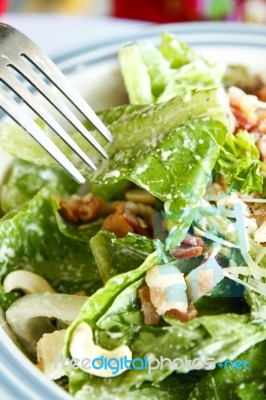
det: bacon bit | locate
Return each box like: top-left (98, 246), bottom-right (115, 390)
top-left (123, 209), bottom-right (150, 236)
top-left (105, 201), bottom-right (155, 234)
top-left (231, 106), bottom-right (255, 132)
top-left (59, 194), bottom-right (104, 223)
top-left (102, 202), bottom-right (151, 238)
top-left (102, 203), bottom-right (134, 238)
top-left (166, 304), bottom-right (197, 322)
top-left (256, 86), bottom-right (266, 102)
top-left (170, 233), bottom-right (204, 259)
top-left (138, 285), bottom-right (160, 325)
top-left (170, 245), bottom-right (203, 259)
top-left (59, 201), bottom-right (76, 222)
top-left (218, 175), bottom-right (228, 192)
top-left (182, 233), bottom-right (203, 247)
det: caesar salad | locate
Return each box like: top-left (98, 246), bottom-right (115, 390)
top-left (0, 32), bottom-right (265, 400)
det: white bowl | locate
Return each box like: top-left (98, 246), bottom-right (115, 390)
top-left (1, 22), bottom-right (266, 400)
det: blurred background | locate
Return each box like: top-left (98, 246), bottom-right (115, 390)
top-left (5, 0), bottom-right (266, 23)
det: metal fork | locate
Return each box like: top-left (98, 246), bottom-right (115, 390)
top-left (0, 23), bottom-right (113, 184)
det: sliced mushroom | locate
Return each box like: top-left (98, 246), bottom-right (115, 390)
top-left (3, 270), bottom-right (55, 295)
top-left (37, 329), bottom-right (66, 380)
top-left (6, 293), bottom-right (87, 355)
top-left (69, 322), bottom-right (132, 378)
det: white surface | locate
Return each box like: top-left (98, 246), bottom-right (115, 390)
top-left (1, 12), bottom-right (150, 57)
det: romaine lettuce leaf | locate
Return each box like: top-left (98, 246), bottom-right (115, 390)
top-left (1, 104), bottom-right (138, 213)
top-left (90, 180), bottom-right (129, 201)
top-left (195, 278), bottom-right (246, 317)
top-left (213, 130), bottom-right (266, 194)
top-left (0, 188), bottom-right (102, 305)
top-left (90, 231), bottom-right (155, 282)
top-left (70, 372), bottom-right (202, 400)
top-left (0, 88), bottom-right (229, 250)
top-left (160, 32), bottom-right (197, 68)
top-left (189, 340), bottom-right (266, 400)
top-left (118, 44), bottom-right (154, 104)
top-left (64, 252), bottom-right (266, 398)
top-left (1, 159), bottom-right (79, 213)
top-left (119, 32), bottom-right (225, 104)
top-left (64, 252), bottom-right (157, 335)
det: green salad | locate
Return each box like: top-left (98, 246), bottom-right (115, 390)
top-left (0, 32), bottom-right (266, 399)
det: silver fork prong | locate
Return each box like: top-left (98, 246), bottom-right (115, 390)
top-left (23, 47), bottom-right (113, 143)
top-left (0, 86), bottom-right (86, 184)
top-left (11, 59), bottom-right (109, 159)
top-left (1, 70), bottom-right (97, 171)
top-left (0, 24), bottom-right (112, 143)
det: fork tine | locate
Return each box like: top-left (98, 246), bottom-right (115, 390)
top-left (0, 86), bottom-right (86, 184)
top-left (0, 24), bottom-right (112, 143)
top-left (11, 59), bottom-right (109, 159)
top-left (22, 46), bottom-right (113, 143)
top-left (2, 70), bottom-right (97, 171)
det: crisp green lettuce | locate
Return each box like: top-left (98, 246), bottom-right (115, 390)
top-left (214, 131), bottom-right (266, 194)
top-left (1, 159), bottom-right (79, 213)
top-left (119, 32), bottom-right (225, 104)
top-left (90, 180), bottom-right (129, 201)
top-left (0, 89), bottom-right (229, 250)
top-left (90, 231), bottom-right (155, 282)
top-left (189, 341), bottom-right (266, 400)
top-left (0, 188), bottom-right (102, 308)
top-left (159, 32), bottom-right (197, 68)
top-left (64, 252), bottom-right (266, 398)
top-left (64, 252), bottom-right (157, 335)
top-left (69, 372), bottom-right (202, 400)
